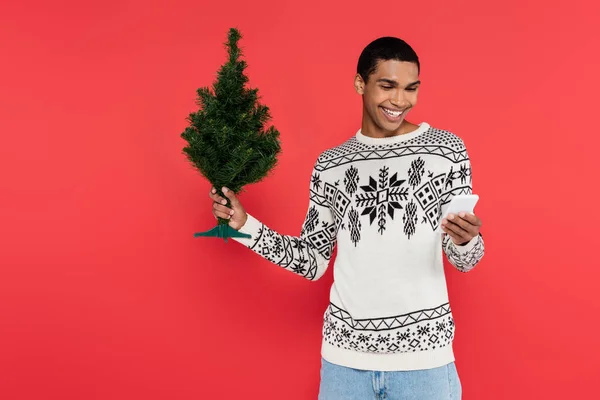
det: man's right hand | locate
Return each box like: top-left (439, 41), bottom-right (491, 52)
top-left (208, 187), bottom-right (248, 231)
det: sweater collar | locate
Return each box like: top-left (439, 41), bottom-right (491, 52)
top-left (355, 122), bottom-right (430, 145)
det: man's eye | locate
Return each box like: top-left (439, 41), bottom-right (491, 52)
top-left (382, 86), bottom-right (393, 89)
top-left (406, 88), bottom-right (418, 92)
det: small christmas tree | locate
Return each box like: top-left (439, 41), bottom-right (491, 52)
top-left (181, 28), bottom-right (282, 241)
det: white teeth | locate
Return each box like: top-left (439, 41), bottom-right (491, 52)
top-left (383, 108), bottom-right (402, 117)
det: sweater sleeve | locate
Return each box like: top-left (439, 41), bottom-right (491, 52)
top-left (231, 158), bottom-right (337, 281)
top-left (441, 144), bottom-right (485, 272)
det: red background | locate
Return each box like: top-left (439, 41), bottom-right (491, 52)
top-left (1, 0), bottom-right (599, 398)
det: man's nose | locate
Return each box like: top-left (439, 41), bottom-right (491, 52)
top-left (390, 90), bottom-right (408, 108)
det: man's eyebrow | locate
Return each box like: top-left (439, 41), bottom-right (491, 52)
top-left (376, 79), bottom-right (398, 86)
top-left (376, 79), bottom-right (421, 87)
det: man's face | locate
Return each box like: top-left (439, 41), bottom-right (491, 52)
top-left (355, 59), bottom-right (420, 134)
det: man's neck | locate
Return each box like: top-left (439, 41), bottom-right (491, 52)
top-left (361, 120), bottom-right (419, 139)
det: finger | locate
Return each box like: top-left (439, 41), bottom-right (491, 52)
top-left (458, 212), bottom-right (482, 227)
top-left (446, 214), bottom-right (478, 235)
top-left (442, 220), bottom-right (470, 241)
top-left (442, 226), bottom-right (461, 243)
top-left (443, 228), bottom-right (467, 245)
top-left (442, 216), bottom-right (470, 236)
top-left (213, 209), bottom-right (232, 220)
top-left (213, 202), bottom-right (234, 216)
top-left (222, 187), bottom-right (238, 206)
top-left (209, 188), bottom-right (228, 205)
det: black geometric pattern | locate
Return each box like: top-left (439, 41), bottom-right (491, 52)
top-left (248, 224), bottom-right (319, 280)
top-left (317, 144), bottom-right (468, 171)
top-left (443, 233), bottom-right (485, 272)
top-left (323, 303), bottom-right (455, 354)
top-left (305, 221), bottom-right (337, 258)
top-left (309, 187), bottom-right (329, 207)
top-left (324, 182), bottom-right (351, 230)
top-left (348, 207), bottom-right (361, 246)
top-left (328, 302), bottom-right (452, 330)
top-left (413, 174), bottom-right (445, 231)
top-left (408, 157), bottom-right (425, 189)
top-left (312, 172), bottom-right (322, 191)
top-left (316, 126), bottom-right (469, 172)
top-left (437, 161), bottom-right (474, 222)
top-left (343, 165), bottom-right (359, 196)
top-left (356, 166), bottom-right (409, 235)
top-left (445, 163), bottom-right (472, 190)
top-left (402, 200), bottom-right (418, 239)
top-left (302, 206), bottom-right (319, 234)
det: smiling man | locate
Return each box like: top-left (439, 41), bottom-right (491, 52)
top-left (208, 36), bottom-right (485, 399)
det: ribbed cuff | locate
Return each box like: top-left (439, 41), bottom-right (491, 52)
top-left (450, 233), bottom-right (481, 253)
top-left (232, 213), bottom-right (262, 247)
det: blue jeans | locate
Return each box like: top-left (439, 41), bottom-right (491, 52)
top-left (318, 358), bottom-right (462, 400)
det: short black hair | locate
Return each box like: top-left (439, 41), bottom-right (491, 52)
top-left (357, 37), bottom-right (420, 83)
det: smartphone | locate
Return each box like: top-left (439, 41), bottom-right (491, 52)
top-left (441, 194), bottom-right (479, 221)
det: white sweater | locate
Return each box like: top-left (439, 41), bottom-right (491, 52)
top-left (233, 122), bottom-right (485, 371)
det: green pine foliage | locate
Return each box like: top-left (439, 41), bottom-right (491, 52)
top-left (181, 28), bottom-right (281, 204)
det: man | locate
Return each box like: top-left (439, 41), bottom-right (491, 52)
top-left (208, 36), bottom-right (484, 399)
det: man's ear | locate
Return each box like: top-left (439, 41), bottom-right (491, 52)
top-left (354, 74), bottom-right (365, 95)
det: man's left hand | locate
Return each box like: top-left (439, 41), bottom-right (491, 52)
top-left (441, 212), bottom-right (482, 246)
